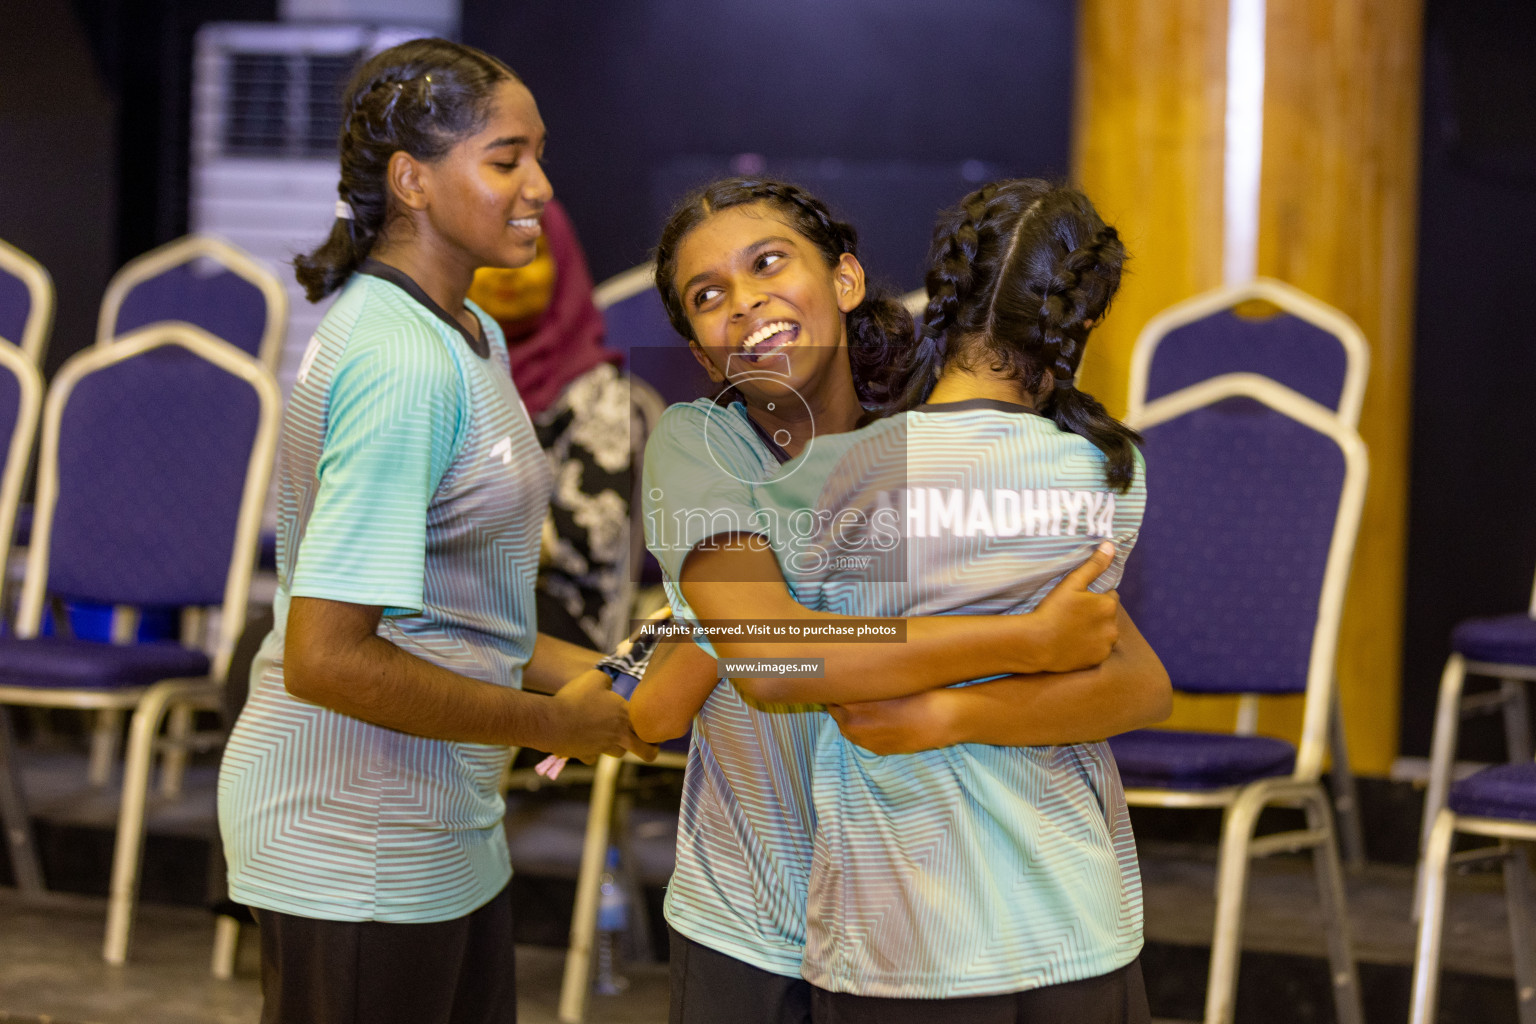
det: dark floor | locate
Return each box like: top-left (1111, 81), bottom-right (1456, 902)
top-left (0, 748), bottom-right (1528, 1024)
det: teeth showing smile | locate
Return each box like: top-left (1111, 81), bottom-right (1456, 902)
top-left (508, 217), bottom-right (540, 229)
top-left (743, 321), bottom-right (795, 351)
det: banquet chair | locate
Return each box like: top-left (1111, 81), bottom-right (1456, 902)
top-left (0, 238), bottom-right (55, 365)
top-left (0, 337), bottom-right (45, 896)
top-left (0, 323), bottom-right (280, 963)
top-left (1128, 277), bottom-right (1372, 866)
top-left (1410, 566), bottom-right (1536, 1024)
top-left (97, 234), bottom-right (287, 373)
top-left (1109, 373), bottom-right (1368, 1024)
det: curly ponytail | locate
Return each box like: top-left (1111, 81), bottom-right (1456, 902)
top-left (653, 177), bottom-right (914, 408)
top-left (294, 38), bottom-right (519, 302)
top-left (905, 180), bottom-right (1141, 491)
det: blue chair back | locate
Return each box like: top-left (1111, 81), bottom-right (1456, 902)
top-left (1119, 378), bottom-right (1361, 698)
top-left (1131, 278), bottom-right (1368, 428)
top-left (112, 262), bottom-right (270, 360)
top-left (0, 272), bottom-right (31, 357)
top-left (0, 238), bottom-right (55, 365)
top-left (43, 343), bottom-right (265, 608)
top-left (97, 235), bottom-right (286, 372)
top-left (0, 340), bottom-right (42, 628)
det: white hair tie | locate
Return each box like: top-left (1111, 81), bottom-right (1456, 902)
top-left (335, 199), bottom-right (355, 221)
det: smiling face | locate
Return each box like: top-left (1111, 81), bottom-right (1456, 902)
top-left (671, 202), bottom-right (866, 407)
top-left (413, 78), bottom-right (553, 272)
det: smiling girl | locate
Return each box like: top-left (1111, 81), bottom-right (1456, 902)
top-left (218, 39), bottom-right (652, 1024)
top-left (630, 178), bottom-right (1167, 1024)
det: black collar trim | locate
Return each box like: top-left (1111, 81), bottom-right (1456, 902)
top-left (360, 259), bottom-right (490, 358)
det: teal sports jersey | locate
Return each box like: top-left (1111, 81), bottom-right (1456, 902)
top-left (752, 399), bottom-right (1147, 998)
top-left (641, 398), bottom-right (823, 977)
top-left (218, 266), bottom-right (551, 922)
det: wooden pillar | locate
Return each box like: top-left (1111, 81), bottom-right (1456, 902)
top-left (1074, 0), bottom-right (1424, 775)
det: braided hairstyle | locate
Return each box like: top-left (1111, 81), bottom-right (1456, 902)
top-left (294, 38), bottom-right (520, 302)
top-left (653, 177), bottom-right (914, 408)
top-left (903, 179), bottom-right (1142, 491)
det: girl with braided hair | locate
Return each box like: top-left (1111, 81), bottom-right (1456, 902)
top-left (628, 177), bottom-right (1167, 1023)
top-left (219, 38), bottom-right (654, 1023)
top-left (727, 178), bottom-right (1157, 1021)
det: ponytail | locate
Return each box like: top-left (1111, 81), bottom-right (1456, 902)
top-left (1048, 386), bottom-right (1142, 491)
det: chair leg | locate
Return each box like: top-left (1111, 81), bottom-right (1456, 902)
top-left (158, 703), bottom-right (193, 799)
top-left (1410, 809), bottom-right (1458, 1024)
top-left (1204, 787), bottom-right (1266, 1024)
top-left (1304, 788), bottom-right (1364, 1024)
top-left (104, 687), bottom-right (176, 964)
top-left (1418, 655), bottom-right (1469, 921)
top-left (0, 707), bottom-right (44, 894)
top-left (1504, 841), bottom-right (1536, 1024)
top-left (88, 708), bottom-right (124, 786)
top-left (211, 914), bottom-right (241, 980)
top-left (1502, 678), bottom-right (1534, 763)
top-left (558, 754), bottom-right (623, 1024)
top-left (1328, 684), bottom-right (1367, 870)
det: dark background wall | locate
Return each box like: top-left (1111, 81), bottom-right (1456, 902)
top-left (461, 0), bottom-right (1077, 288)
top-left (0, 2), bottom-right (118, 379)
top-left (0, 0), bottom-right (276, 376)
top-left (1400, 0), bottom-right (1536, 760)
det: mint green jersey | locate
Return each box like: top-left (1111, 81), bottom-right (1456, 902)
top-left (218, 267), bottom-right (550, 922)
top-left (753, 400), bottom-right (1147, 997)
top-left (641, 398), bottom-right (823, 977)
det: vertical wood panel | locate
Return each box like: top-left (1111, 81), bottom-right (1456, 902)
top-left (1252, 0), bottom-right (1424, 774)
top-left (1073, 0), bottom-right (1229, 419)
top-left (1073, 0), bottom-right (1425, 772)
top-left (1075, 0), bottom-right (1249, 736)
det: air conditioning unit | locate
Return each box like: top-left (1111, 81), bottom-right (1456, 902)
top-left (190, 22), bottom-right (427, 395)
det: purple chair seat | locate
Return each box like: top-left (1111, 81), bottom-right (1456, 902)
top-left (1450, 614), bottom-right (1536, 667)
top-left (1448, 762), bottom-right (1536, 823)
top-left (0, 636), bottom-right (210, 690)
top-left (1109, 728), bottom-right (1295, 790)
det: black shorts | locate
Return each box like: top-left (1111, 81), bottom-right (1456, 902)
top-left (810, 958), bottom-right (1151, 1024)
top-left (669, 926), bottom-right (812, 1024)
top-left (254, 884), bottom-right (517, 1024)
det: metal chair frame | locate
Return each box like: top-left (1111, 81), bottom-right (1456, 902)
top-left (1410, 569), bottom-right (1536, 1024)
top-left (1129, 278), bottom-right (1373, 868)
top-left (592, 262), bottom-right (656, 312)
top-left (1128, 276), bottom-right (1370, 429)
top-left (0, 324), bottom-right (280, 963)
top-left (0, 239), bottom-right (55, 366)
top-left (96, 234), bottom-right (288, 374)
top-left (0, 337), bottom-right (46, 895)
top-left (1121, 373), bottom-right (1368, 1024)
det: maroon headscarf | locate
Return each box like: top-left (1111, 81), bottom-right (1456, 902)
top-left (498, 199), bottom-right (622, 417)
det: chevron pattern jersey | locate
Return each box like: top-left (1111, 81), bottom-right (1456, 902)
top-left (641, 398), bottom-right (824, 977)
top-left (218, 269), bottom-right (551, 922)
top-left (752, 400), bottom-right (1148, 997)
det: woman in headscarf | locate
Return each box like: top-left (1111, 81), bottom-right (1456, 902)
top-left (470, 199), bottom-right (642, 650)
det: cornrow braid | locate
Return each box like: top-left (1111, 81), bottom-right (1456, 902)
top-left (904, 180), bottom-right (1142, 491)
top-left (294, 39), bottom-right (519, 303)
top-left (653, 176), bottom-right (914, 408)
